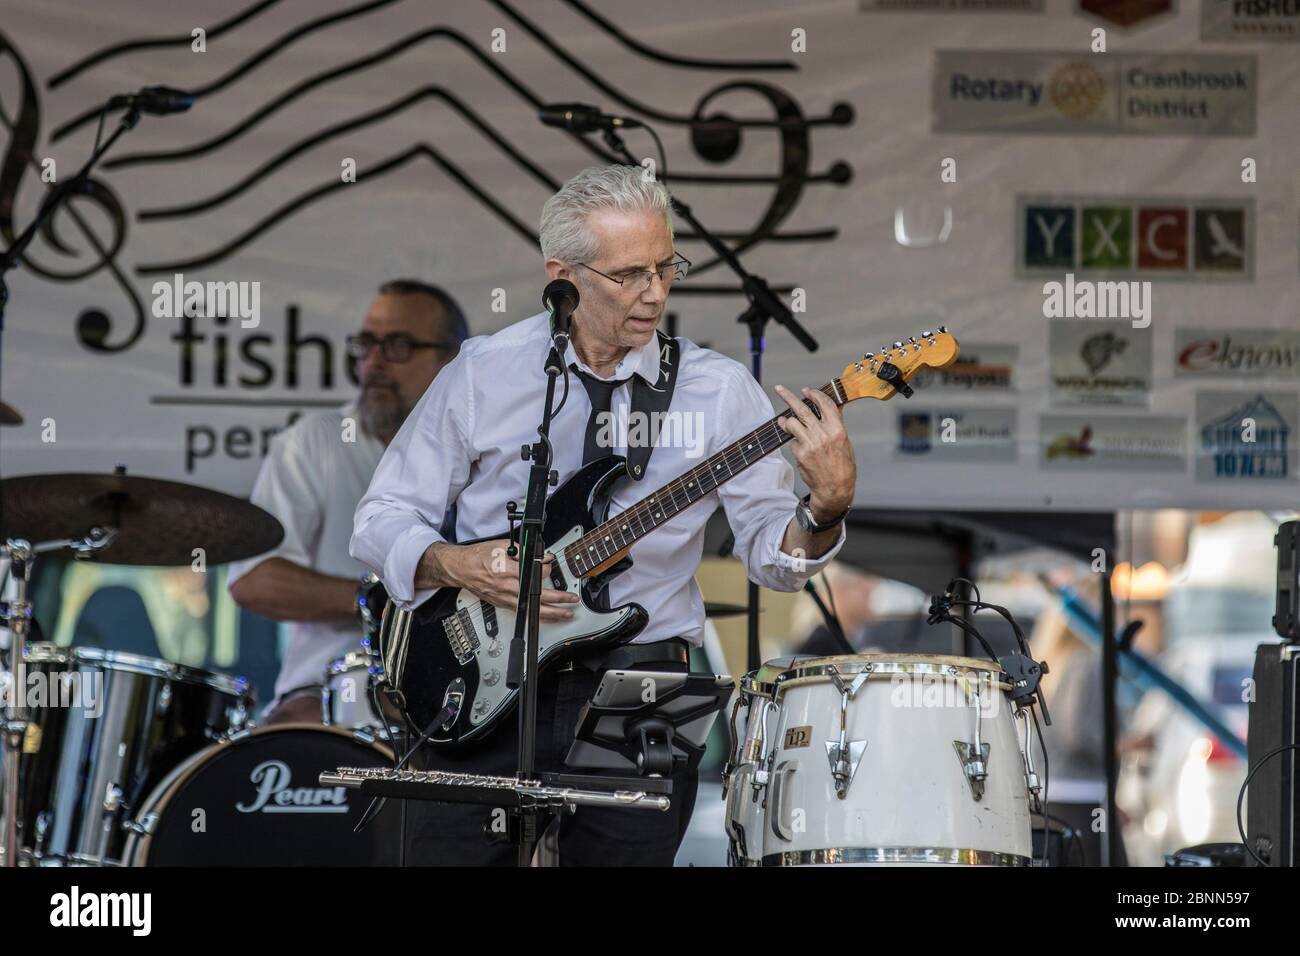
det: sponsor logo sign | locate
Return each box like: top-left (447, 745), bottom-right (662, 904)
top-left (934, 51), bottom-right (1257, 136)
top-left (897, 408), bottom-right (1017, 461)
top-left (1196, 391), bottom-right (1297, 481)
top-left (1202, 0), bottom-right (1300, 41)
top-left (1079, 0), bottom-right (1175, 29)
top-left (1017, 196), bottom-right (1252, 280)
top-left (1040, 414), bottom-right (1185, 471)
top-left (861, 0), bottom-right (1042, 9)
top-left (1175, 329), bottom-right (1300, 379)
top-left (909, 345), bottom-right (1018, 393)
top-left (1050, 321), bottom-right (1152, 406)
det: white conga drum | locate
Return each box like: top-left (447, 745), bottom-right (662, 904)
top-left (723, 658), bottom-right (802, 866)
top-left (758, 654), bottom-right (1033, 866)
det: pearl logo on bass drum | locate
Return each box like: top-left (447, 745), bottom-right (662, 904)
top-left (236, 760), bottom-right (350, 814)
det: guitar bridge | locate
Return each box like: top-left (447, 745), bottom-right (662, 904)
top-left (443, 607), bottom-right (481, 665)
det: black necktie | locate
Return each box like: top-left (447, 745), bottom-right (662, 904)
top-left (570, 364), bottom-right (631, 465)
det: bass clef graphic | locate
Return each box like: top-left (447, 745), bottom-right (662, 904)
top-left (0, 30), bottom-right (144, 352)
top-left (685, 80), bottom-right (853, 276)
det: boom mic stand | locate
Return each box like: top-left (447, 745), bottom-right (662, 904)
top-left (596, 125), bottom-right (819, 672)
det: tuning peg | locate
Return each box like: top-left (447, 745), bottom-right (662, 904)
top-left (908, 336), bottom-right (916, 343)
top-left (920, 330), bottom-right (932, 337)
top-left (893, 340), bottom-right (903, 349)
top-left (938, 325), bottom-right (948, 333)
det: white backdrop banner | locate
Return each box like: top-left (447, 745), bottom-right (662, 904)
top-left (1, 0), bottom-right (1297, 513)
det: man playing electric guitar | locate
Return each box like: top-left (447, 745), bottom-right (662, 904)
top-left (350, 164), bottom-right (855, 866)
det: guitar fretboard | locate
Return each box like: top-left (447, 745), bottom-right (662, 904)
top-left (564, 379), bottom-right (845, 577)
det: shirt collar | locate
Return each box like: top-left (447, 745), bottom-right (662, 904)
top-left (563, 325), bottom-right (663, 385)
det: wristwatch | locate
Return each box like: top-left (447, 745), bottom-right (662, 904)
top-left (795, 493), bottom-right (848, 534)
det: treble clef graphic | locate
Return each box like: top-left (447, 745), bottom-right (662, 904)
top-left (684, 80), bottom-right (853, 278)
top-left (0, 30), bottom-right (144, 352)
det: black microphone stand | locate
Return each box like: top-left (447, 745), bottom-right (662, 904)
top-left (503, 340), bottom-right (566, 866)
top-left (598, 127), bottom-right (819, 672)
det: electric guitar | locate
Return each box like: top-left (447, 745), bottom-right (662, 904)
top-left (376, 329), bottom-right (960, 747)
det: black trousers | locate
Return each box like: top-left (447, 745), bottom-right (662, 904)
top-left (403, 650), bottom-right (699, 866)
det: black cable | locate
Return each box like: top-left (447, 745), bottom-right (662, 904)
top-left (1236, 742), bottom-right (1300, 867)
top-left (1033, 706), bottom-right (1050, 868)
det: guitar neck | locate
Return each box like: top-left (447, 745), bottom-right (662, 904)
top-left (564, 379), bottom-right (846, 577)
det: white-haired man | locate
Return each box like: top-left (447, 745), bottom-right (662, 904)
top-left (351, 165), bottom-right (856, 866)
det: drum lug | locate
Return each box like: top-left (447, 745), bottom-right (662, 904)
top-left (102, 783), bottom-right (123, 813)
top-left (824, 666), bottom-right (869, 798)
top-left (122, 812), bottom-right (158, 836)
top-left (952, 741), bottom-right (990, 802)
top-left (823, 740), bottom-right (866, 798)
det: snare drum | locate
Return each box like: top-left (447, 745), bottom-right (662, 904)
top-left (753, 654), bottom-right (1034, 866)
top-left (323, 648), bottom-right (382, 730)
top-left (14, 643), bottom-right (254, 866)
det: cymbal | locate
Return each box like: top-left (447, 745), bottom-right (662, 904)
top-left (0, 402), bottom-right (21, 426)
top-left (704, 602), bottom-right (748, 619)
top-left (0, 471), bottom-right (283, 566)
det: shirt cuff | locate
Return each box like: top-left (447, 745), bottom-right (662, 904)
top-left (383, 524), bottom-right (446, 610)
top-left (774, 521), bottom-right (847, 576)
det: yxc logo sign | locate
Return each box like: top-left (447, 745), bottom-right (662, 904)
top-left (1019, 197), bottom-right (1251, 279)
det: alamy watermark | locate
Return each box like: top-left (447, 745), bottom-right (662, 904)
top-left (151, 272), bottom-right (261, 328)
top-left (1042, 273), bottom-right (1151, 329)
top-left (594, 409), bottom-right (706, 459)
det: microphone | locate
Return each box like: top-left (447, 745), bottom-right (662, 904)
top-left (538, 102), bottom-right (642, 133)
top-left (542, 278), bottom-right (579, 353)
top-left (106, 86), bottom-right (194, 115)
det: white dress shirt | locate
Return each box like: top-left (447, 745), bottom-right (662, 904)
top-left (351, 311), bottom-right (845, 646)
top-left (229, 404), bottom-right (384, 702)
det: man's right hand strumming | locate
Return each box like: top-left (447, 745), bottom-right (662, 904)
top-left (415, 539), bottom-right (578, 622)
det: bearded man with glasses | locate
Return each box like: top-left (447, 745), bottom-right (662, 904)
top-left (352, 165), bottom-right (855, 866)
top-left (229, 279), bottom-right (468, 724)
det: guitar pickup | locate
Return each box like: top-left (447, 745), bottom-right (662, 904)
top-left (479, 601), bottom-right (498, 638)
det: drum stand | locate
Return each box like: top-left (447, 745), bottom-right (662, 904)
top-left (1, 530), bottom-right (115, 866)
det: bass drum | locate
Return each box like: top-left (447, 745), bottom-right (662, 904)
top-left (122, 724), bottom-right (403, 866)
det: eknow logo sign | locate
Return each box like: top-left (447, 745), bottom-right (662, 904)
top-left (1175, 329), bottom-right (1300, 378)
top-left (1017, 196), bottom-right (1252, 280)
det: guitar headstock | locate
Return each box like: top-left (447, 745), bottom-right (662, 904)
top-left (837, 328), bottom-right (960, 402)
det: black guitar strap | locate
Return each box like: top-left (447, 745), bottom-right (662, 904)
top-left (625, 329), bottom-right (680, 482)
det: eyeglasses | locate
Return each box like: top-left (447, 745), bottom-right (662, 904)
top-left (577, 254), bottom-right (691, 293)
top-left (346, 332), bottom-right (455, 363)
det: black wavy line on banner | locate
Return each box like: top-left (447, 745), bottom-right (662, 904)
top-left (99, 27), bottom-right (847, 195)
top-left (103, 27), bottom-right (572, 170)
top-left (129, 143), bottom-right (810, 300)
top-left (560, 0), bottom-right (795, 71)
top-left (47, 0), bottom-right (281, 88)
top-left (133, 83), bottom-right (840, 247)
top-left (138, 86), bottom-right (560, 220)
top-left (134, 145), bottom-right (539, 274)
top-left (51, 0), bottom-right (405, 142)
top-left (0, 31), bottom-right (145, 352)
top-left (487, 0), bottom-right (852, 130)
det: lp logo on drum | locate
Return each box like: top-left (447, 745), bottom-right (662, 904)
top-left (0, 670), bottom-right (103, 718)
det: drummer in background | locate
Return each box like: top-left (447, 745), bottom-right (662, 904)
top-left (228, 280), bottom-right (468, 723)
